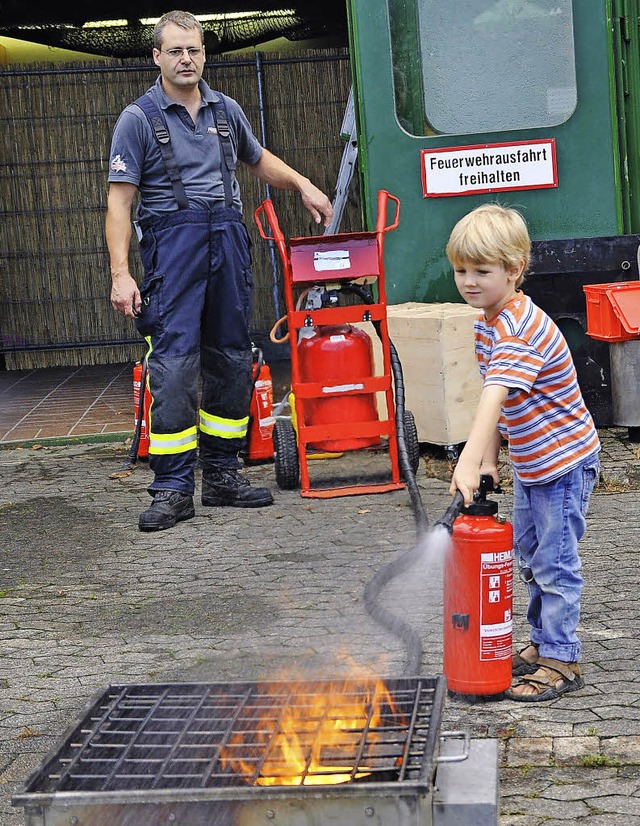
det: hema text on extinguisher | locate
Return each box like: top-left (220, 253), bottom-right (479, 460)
top-left (481, 549), bottom-right (513, 564)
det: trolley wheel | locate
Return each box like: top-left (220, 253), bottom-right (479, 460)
top-left (401, 409), bottom-right (421, 478)
top-left (445, 444), bottom-right (460, 462)
top-left (273, 418), bottom-right (300, 490)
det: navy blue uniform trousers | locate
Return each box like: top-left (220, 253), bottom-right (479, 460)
top-left (135, 207), bottom-right (254, 495)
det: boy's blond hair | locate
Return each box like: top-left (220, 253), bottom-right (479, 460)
top-left (446, 203), bottom-right (531, 288)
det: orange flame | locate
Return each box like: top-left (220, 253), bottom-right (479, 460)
top-left (220, 673), bottom-right (403, 786)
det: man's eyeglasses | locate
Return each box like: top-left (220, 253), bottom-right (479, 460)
top-left (160, 47), bottom-right (204, 59)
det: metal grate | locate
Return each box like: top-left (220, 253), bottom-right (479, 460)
top-left (20, 677), bottom-right (446, 796)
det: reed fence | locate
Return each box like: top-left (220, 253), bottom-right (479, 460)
top-left (0, 48), bottom-right (359, 369)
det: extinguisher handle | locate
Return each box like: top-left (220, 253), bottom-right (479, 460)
top-left (254, 199), bottom-right (289, 267)
top-left (375, 190), bottom-right (400, 234)
top-left (434, 490), bottom-right (465, 535)
top-left (254, 199), bottom-right (280, 240)
top-left (478, 473), bottom-right (502, 496)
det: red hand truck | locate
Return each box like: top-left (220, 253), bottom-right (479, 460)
top-left (254, 190), bottom-right (419, 498)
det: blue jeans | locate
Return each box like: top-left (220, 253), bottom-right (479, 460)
top-left (513, 452), bottom-right (600, 663)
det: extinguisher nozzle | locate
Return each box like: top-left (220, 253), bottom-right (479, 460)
top-left (434, 490), bottom-right (465, 535)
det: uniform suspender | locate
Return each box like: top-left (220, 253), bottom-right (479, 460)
top-left (134, 95), bottom-right (190, 210)
top-left (210, 99), bottom-right (236, 209)
top-left (133, 93), bottom-right (236, 211)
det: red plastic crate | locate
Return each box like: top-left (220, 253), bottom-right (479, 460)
top-left (583, 281), bottom-right (640, 342)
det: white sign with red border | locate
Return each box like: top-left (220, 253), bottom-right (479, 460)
top-left (421, 139), bottom-right (558, 198)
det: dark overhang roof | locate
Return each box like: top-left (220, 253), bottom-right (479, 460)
top-left (0, 1), bottom-right (348, 57)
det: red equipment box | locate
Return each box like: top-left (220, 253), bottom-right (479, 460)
top-left (288, 234), bottom-right (379, 284)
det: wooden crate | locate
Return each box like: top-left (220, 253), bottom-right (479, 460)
top-left (360, 302), bottom-right (483, 446)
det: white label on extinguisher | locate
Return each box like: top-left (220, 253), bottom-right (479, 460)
top-left (254, 379), bottom-right (275, 437)
top-left (479, 548), bottom-right (513, 661)
top-left (322, 383), bottom-right (365, 393)
top-left (481, 550), bottom-right (511, 563)
top-left (314, 250), bottom-right (351, 271)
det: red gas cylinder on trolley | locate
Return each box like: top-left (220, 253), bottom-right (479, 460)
top-left (132, 361), bottom-right (152, 459)
top-left (443, 476), bottom-right (513, 697)
top-left (297, 324), bottom-right (379, 452)
top-left (246, 358), bottom-right (275, 462)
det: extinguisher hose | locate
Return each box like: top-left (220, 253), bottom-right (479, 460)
top-left (125, 357), bottom-right (148, 469)
top-left (433, 490), bottom-right (465, 534)
top-left (363, 539), bottom-right (430, 677)
top-left (387, 338), bottom-right (429, 533)
top-left (342, 284), bottom-right (428, 530)
top-left (252, 346), bottom-right (265, 389)
top-left (342, 284), bottom-right (431, 676)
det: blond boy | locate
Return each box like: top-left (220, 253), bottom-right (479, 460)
top-left (447, 204), bottom-right (600, 701)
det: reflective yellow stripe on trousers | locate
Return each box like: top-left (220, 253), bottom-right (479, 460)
top-left (149, 426), bottom-right (198, 455)
top-left (199, 409), bottom-right (249, 439)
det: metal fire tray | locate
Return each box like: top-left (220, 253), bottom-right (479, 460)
top-left (13, 676), bottom-right (448, 826)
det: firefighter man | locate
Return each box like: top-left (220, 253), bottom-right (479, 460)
top-left (106, 10), bottom-right (332, 531)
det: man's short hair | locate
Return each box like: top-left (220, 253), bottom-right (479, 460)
top-left (446, 203), bottom-right (531, 287)
top-left (154, 10), bottom-right (204, 49)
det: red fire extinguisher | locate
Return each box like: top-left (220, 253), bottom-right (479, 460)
top-left (297, 324), bottom-right (379, 452)
top-left (245, 349), bottom-right (275, 463)
top-left (441, 475), bottom-right (513, 697)
top-left (132, 360), bottom-right (151, 460)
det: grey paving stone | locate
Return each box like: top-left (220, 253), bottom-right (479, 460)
top-left (0, 429), bottom-right (639, 826)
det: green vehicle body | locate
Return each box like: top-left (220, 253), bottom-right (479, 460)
top-left (346, 0), bottom-right (639, 304)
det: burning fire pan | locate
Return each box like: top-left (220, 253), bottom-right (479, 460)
top-left (12, 676), bottom-right (492, 826)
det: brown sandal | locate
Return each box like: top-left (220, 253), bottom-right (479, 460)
top-left (511, 643), bottom-right (539, 677)
top-left (506, 657), bottom-right (584, 702)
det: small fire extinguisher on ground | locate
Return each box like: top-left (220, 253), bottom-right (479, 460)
top-left (132, 360), bottom-right (151, 460)
top-left (439, 475), bottom-right (513, 697)
top-left (244, 347), bottom-right (275, 463)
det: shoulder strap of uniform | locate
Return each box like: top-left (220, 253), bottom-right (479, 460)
top-left (210, 97), bottom-right (236, 209)
top-left (133, 94), bottom-right (190, 211)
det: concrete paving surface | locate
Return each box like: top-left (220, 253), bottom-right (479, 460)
top-left (1, 428), bottom-right (639, 825)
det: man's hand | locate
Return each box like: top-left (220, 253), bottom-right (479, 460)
top-left (248, 149), bottom-right (333, 226)
top-left (111, 271), bottom-right (141, 318)
top-left (105, 182), bottom-right (138, 316)
top-left (299, 180), bottom-right (333, 227)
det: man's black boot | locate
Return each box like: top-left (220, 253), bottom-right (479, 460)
top-left (201, 467), bottom-right (273, 508)
top-left (138, 490), bottom-right (195, 532)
